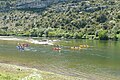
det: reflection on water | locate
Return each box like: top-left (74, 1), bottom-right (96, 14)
top-left (0, 39), bottom-right (120, 79)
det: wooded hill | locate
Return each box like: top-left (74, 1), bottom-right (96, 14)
top-left (0, 0), bottom-right (120, 40)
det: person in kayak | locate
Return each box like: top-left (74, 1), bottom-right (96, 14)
top-left (53, 45), bottom-right (61, 50)
top-left (17, 43), bottom-right (29, 51)
top-left (17, 43), bottom-right (24, 51)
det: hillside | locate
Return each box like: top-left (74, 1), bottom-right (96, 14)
top-left (0, 0), bottom-right (120, 40)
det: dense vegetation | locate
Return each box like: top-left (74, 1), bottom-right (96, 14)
top-left (0, 0), bottom-right (120, 40)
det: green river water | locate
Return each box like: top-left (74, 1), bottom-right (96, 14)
top-left (0, 38), bottom-right (120, 79)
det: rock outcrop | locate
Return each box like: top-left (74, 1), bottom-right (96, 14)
top-left (0, 0), bottom-right (85, 11)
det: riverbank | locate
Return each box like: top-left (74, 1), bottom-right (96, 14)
top-left (0, 63), bottom-right (87, 80)
top-left (0, 36), bottom-right (55, 45)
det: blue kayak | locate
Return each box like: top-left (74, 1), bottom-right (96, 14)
top-left (16, 46), bottom-right (24, 51)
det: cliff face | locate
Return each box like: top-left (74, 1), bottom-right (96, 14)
top-left (0, 0), bottom-right (84, 11)
top-left (16, 0), bottom-right (85, 9)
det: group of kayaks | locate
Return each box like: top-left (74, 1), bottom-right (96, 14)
top-left (52, 44), bottom-right (90, 51)
top-left (70, 45), bottom-right (89, 50)
top-left (16, 43), bottom-right (89, 51)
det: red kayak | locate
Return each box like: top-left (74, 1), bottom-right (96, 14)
top-left (52, 47), bottom-right (61, 50)
top-left (22, 43), bottom-right (29, 47)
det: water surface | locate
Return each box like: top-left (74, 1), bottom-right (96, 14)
top-left (0, 39), bottom-right (120, 79)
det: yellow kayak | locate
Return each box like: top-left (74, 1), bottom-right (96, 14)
top-left (70, 47), bottom-right (81, 50)
top-left (79, 45), bottom-right (89, 48)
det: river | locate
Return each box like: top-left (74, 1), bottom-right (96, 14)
top-left (0, 38), bottom-right (120, 80)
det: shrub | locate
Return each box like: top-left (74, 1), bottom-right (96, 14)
top-left (96, 14), bottom-right (108, 23)
top-left (98, 30), bottom-right (108, 40)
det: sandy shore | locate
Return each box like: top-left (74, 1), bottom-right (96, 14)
top-left (0, 63), bottom-right (87, 80)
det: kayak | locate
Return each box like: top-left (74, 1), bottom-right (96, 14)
top-left (52, 47), bottom-right (61, 50)
top-left (70, 47), bottom-right (81, 50)
top-left (16, 46), bottom-right (24, 51)
top-left (79, 45), bottom-right (89, 48)
top-left (22, 43), bottom-right (29, 47)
